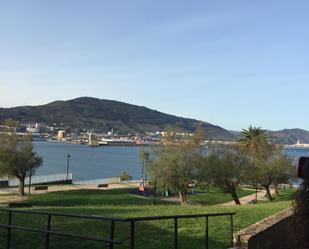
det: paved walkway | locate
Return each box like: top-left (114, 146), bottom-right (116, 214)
top-left (221, 189), bottom-right (276, 205)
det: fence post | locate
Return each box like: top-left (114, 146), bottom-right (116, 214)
top-left (109, 220), bottom-right (115, 249)
top-left (174, 218), bottom-right (178, 249)
top-left (230, 214), bottom-right (234, 247)
top-left (6, 211), bottom-right (12, 249)
top-left (45, 214), bottom-right (52, 249)
top-left (205, 216), bottom-right (209, 249)
top-left (130, 221), bottom-right (135, 249)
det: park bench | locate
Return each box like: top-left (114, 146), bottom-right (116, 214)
top-left (34, 185), bottom-right (48, 192)
top-left (98, 183), bottom-right (108, 188)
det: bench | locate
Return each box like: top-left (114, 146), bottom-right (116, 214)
top-left (98, 184), bottom-right (108, 188)
top-left (34, 186), bottom-right (48, 191)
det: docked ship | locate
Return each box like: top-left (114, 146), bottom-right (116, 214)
top-left (99, 138), bottom-right (135, 146)
top-left (284, 141), bottom-right (309, 149)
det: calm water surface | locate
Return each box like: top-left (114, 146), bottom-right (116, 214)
top-left (33, 141), bottom-right (309, 181)
top-left (33, 141), bottom-right (144, 181)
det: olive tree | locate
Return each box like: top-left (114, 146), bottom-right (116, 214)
top-left (202, 147), bottom-right (248, 205)
top-left (238, 126), bottom-right (293, 201)
top-left (148, 128), bottom-right (206, 206)
top-left (269, 153), bottom-right (294, 197)
top-left (0, 134), bottom-right (43, 196)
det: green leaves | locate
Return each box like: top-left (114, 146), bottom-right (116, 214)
top-left (237, 125), bottom-right (293, 201)
top-left (0, 133), bottom-right (43, 195)
top-left (148, 133), bottom-right (204, 205)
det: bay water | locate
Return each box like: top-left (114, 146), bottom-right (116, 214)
top-left (33, 141), bottom-right (309, 181)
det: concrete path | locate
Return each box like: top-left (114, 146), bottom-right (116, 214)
top-left (221, 189), bottom-right (276, 205)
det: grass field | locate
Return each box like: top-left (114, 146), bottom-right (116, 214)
top-left (0, 188), bottom-right (294, 249)
top-left (21, 187), bottom-right (256, 206)
top-left (188, 187), bottom-right (256, 205)
top-left (273, 188), bottom-right (296, 202)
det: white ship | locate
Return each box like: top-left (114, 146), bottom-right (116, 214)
top-left (284, 141), bottom-right (309, 149)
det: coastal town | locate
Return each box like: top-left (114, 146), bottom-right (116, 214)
top-left (1, 1), bottom-right (309, 248)
top-left (0, 121), bottom-right (239, 147)
top-left (2, 121), bottom-right (309, 149)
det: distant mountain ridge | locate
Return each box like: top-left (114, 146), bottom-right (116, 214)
top-left (0, 97), bottom-right (235, 140)
top-left (267, 129), bottom-right (309, 145)
top-left (230, 129), bottom-right (309, 145)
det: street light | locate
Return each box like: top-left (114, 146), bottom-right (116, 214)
top-left (255, 181), bottom-right (258, 204)
top-left (28, 169), bottom-right (33, 195)
top-left (66, 154), bottom-right (71, 184)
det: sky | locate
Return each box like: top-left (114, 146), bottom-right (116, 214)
top-left (0, 1), bottom-right (308, 131)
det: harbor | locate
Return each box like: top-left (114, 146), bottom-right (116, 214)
top-left (2, 140), bottom-right (306, 184)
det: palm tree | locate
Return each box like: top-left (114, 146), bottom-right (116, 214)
top-left (238, 126), bottom-right (275, 201)
top-left (238, 126), bottom-right (271, 160)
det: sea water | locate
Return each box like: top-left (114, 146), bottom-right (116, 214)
top-left (33, 141), bottom-right (309, 181)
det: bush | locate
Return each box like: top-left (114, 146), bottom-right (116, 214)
top-left (120, 171), bottom-right (133, 181)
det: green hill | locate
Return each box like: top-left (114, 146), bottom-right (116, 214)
top-left (0, 97), bottom-right (234, 140)
top-left (229, 128), bottom-right (309, 145)
top-left (267, 128), bottom-right (309, 145)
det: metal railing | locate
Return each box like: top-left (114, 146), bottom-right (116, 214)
top-left (0, 209), bottom-right (236, 249)
top-left (5, 173), bottom-right (73, 187)
top-left (0, 209), bottom-right (122, 249)
top-left (125, 212), bottom-right (236, 249)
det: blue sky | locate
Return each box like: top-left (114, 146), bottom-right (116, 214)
top-left (0, 1), bottom-right (308, 131)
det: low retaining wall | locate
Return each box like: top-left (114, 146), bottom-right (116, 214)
top-left (74, 177), bottom-right (121, 185)
top-left (234, 208), bottom-right (297, 249)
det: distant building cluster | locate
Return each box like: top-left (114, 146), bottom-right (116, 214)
top-left (0, 120), bottom-right (236, 147)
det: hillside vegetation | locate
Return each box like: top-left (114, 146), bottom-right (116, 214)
top-left (0, 97), bottom-right (234, 140)
top-left (267, 128), bottom-right (309, 144)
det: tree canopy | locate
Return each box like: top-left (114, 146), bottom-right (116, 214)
top-left (0, 134), bottom-right (43, 195)
top-left (203, 147), bottom-right (248, 205)
top-left (148, 129), bottom-right (205, 205)
top-left (238, 125), bottom-right (293, 201)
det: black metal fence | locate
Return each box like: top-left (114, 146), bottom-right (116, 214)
top-left (0, 209), bottom-right (236, 249)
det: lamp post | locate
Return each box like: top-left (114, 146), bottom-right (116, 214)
top-left (153, 178), bottom-right (157, 206)
top-left (28, 169), bottom-right (32, 195)
top-left (255, 181), bottom-right (258, 204)
top-left (66, 154), bottom-right (71, 184)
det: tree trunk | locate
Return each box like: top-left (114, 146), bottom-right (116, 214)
top-left (178, 191), bottom-right (187, 206)
top-left (231, 189), bottom-right (241, 205)
top-left (274, 184), bottom-right (280, 197)
top-left (18, 177), bottom-right (25, 196)
top-left (265, 186), bottom-right (273, 201)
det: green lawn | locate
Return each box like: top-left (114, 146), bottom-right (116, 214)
top-left (21, 187), bottom-right (256, 207)
top-left (188, 187), bottom-right (256, 205)
top-left (21, 189), bottom-right (163, 207)
top-left (256, 188), bottom-right (297, 203)
top-left (273, 188), bottom-right (296, 202)
top-left (0, 189), bottom-right (293, 249)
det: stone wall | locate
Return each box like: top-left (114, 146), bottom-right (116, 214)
top-left (234, 208), bottom-right (297, 249)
